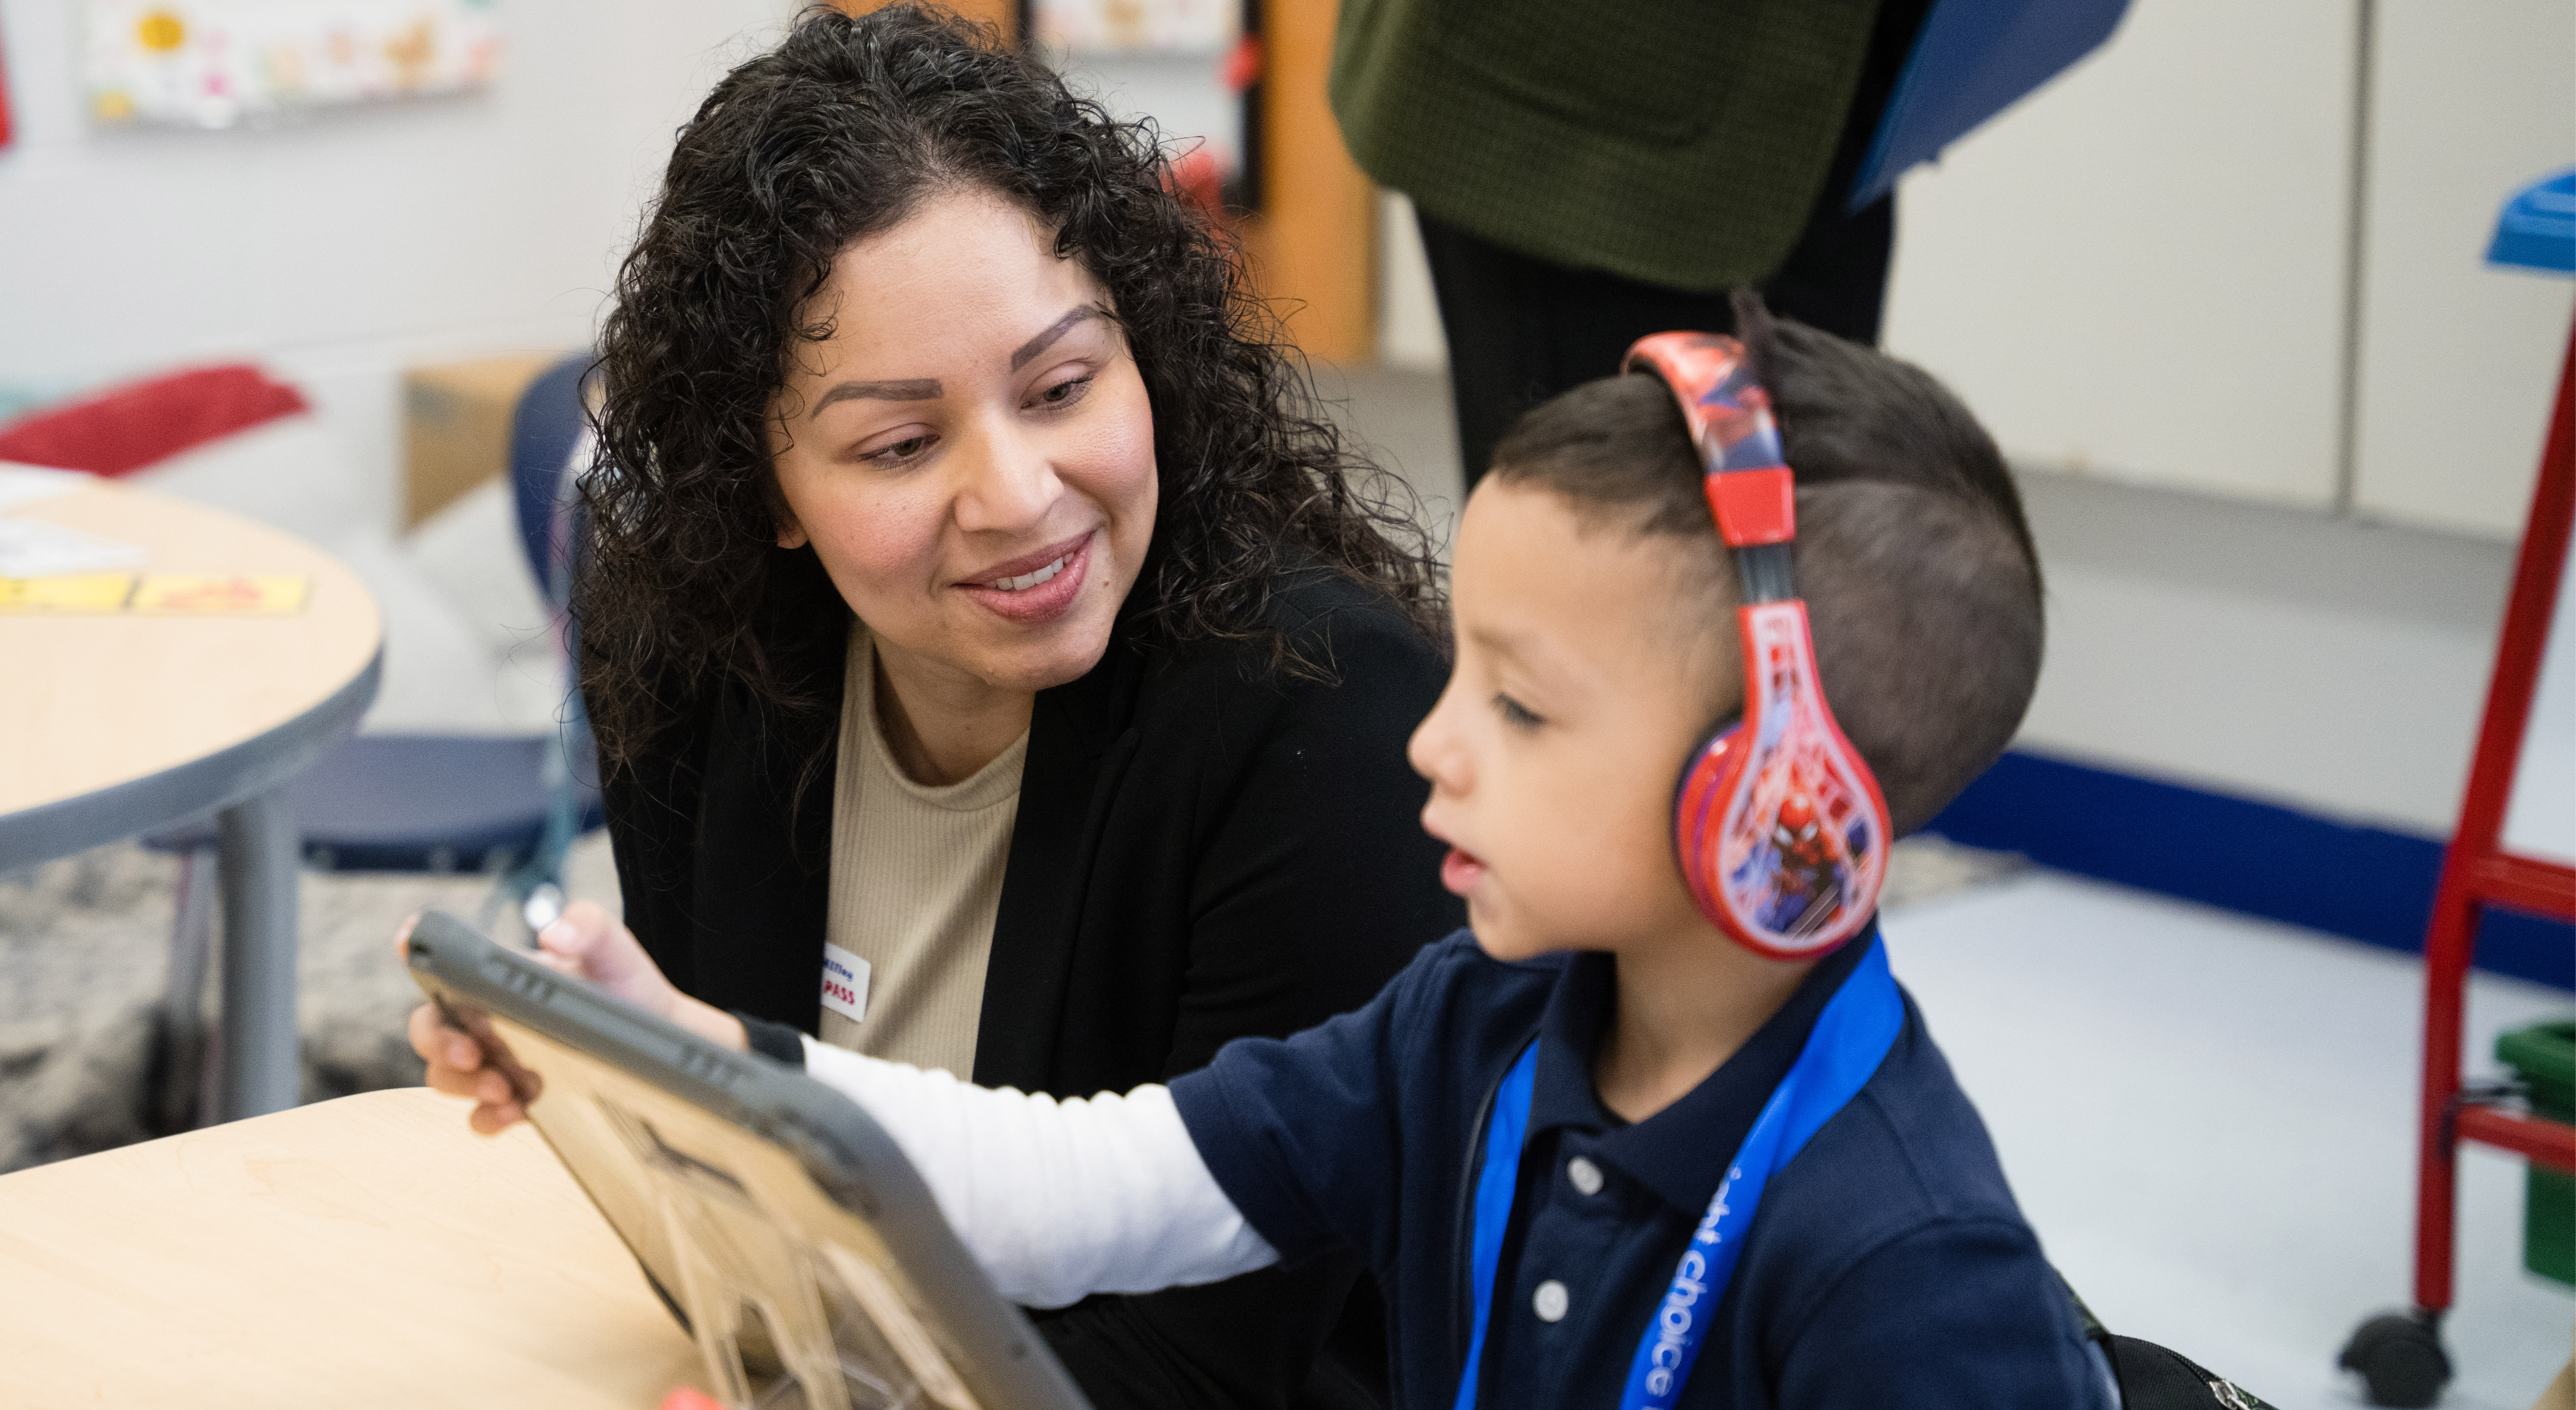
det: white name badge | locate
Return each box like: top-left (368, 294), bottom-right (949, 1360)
top-left (821, 943), bottom-right (872, 1024)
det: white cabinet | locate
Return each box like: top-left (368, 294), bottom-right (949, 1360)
top-left (2351, 0), bottom-right (2576, 540)
top-left (1882, 0), bottom-right (2358, 509)
top-left (1884, 0), bottom-right (2575, 541)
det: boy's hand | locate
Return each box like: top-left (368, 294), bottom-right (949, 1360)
top-left (398, 913), bottom-right (533, 1134)
top-left (406, 998), bottom-right (533, 1134)
top-left (396, 905), bottom-right (749, 1139)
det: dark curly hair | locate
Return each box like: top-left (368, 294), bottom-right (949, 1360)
top-left (578, 2), bottom-right (1441, 774)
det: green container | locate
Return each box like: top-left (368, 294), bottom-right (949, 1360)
top-left (2497, 1020), bottom-right (2574, 1288)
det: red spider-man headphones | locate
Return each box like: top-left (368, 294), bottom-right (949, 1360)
top-left (1623, 332), bottom-right (1892, 960)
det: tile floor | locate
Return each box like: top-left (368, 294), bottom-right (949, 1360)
top-left (1884, 871), bottom-right (2572, 1409)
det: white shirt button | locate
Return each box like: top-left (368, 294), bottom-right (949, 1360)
top-left (1566, 1156), bottom-right (1604, 1196)
top-left (1532, 1279), bottom-right (1570, 1322)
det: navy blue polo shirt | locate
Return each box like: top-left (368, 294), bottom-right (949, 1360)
top-left (1168, 926), bottom-right (2103, 1409)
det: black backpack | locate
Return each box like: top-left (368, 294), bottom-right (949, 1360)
top-left (2066, 1279), bottom-right (2276, 1410)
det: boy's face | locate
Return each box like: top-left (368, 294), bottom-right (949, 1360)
top-left (1408, 479), bottom-right (1741, 962)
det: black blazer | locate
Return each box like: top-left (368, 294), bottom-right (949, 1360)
top-left (604, 559), bottom-right (1463, 1409)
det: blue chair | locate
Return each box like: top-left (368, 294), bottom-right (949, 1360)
top-left (147, 352), bottom-right (603, 1128)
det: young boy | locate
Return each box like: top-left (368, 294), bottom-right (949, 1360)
top-left (430, 294), bottom-right (2096, 1407)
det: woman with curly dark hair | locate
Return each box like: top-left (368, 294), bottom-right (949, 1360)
top-left (408, 4), bottom-right (1456, 1406)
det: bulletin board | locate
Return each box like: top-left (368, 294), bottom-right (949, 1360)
top-left (1032, 0), bottom-right (1255, 223)
top-left (1035, 0), bottom-right (1235, 53)
top-left (84, 0), bottom-right (499, 128)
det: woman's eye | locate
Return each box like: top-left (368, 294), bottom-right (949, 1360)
top-left (1031, 375), bottom-right (1092, 409)
top-left (1492, 694), bottom-right (1544, 731)
top-left (862, 433), bottom-right (936, 465)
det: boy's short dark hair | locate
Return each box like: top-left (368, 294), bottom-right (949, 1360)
top-left (1488, 290), bottom-right (2043, 835)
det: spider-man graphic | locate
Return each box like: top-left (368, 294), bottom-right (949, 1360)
top-left (1756, 782), bottom-right (1852, 936)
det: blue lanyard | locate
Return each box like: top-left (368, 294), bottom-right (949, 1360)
top-left (1451, 937), bottom-right (1903, 1410)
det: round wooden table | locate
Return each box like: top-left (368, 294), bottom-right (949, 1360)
top-left (0, 1089), bottom-right (705, 1405)
top-left (0, 479), bottom-right (381, 1119)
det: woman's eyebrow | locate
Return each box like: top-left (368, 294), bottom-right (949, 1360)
top-left (809, 379), bottom-right (942, 418)
top-left (807, 307), bottom-right (1098, 417)
top-left (1010, 307), bottom-right (1102, 370)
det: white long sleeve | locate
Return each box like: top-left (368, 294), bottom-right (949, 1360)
top-left (800, 1037), bottom-right (1279, 1309)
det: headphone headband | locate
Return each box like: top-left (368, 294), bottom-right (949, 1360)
top-left (1621, 333), bottom-right (1796, 557)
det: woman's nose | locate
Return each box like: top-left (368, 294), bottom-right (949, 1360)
top-left (951, 420), bottom-right (1058, 534)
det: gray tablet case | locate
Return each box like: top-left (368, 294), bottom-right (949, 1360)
top-left (404, 909), bottom-right (1092, 1410)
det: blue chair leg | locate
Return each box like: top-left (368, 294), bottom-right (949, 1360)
top-left (498, 693), bottom-right (593, 936)
top-left (154, 842), bottom-right (219, 1134)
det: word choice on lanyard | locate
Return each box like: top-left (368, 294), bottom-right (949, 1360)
top-left (1450, 937), bottom-right (1903, 1410)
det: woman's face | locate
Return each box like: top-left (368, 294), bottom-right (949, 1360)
top-left (769, 185), bottom-right (1158, 699)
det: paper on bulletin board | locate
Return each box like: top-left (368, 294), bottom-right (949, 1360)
top-left (129, 573), bottom-right (309, 613)
top-left (1036, 0), bottom-right (1234, 55)
top-left (0, 517), bottom-right (147, 577)
top-left (0, 573), bottom-right (136, 613)
top-left (84, 0), bottom-right (499, 128)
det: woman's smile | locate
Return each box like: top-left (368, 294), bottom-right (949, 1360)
top-left (957, 529), bottom-right (1096, 625)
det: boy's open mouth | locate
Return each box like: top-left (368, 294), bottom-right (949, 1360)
top-left (1439, 847), bottom-right (1485, 897)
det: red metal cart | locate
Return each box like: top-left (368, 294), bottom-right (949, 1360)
top-left (2339, 320), bottom-right (2576, 1407)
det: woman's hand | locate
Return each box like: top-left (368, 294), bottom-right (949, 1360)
top-left (398, 904), bottom-right (750, 1137)
top-left (528, 900), bottom-right (682, 1019)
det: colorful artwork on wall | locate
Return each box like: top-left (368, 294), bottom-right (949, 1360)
top-left (1036, 0), bottom-right (1234, 55)
top-left (84, 0), bottom-right (499, 129)
top-left (1, 21), bottom-right (17, 148)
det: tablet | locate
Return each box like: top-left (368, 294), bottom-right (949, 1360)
top-left (403, 909), bottom-right (1093, 1410)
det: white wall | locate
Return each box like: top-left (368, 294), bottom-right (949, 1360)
top-left (1376, 190), bottom-right (1446, 373)
top-left (2012, 469), bottom-right (2516, 835)
top-left (0, 0), bottom-right (797, 533)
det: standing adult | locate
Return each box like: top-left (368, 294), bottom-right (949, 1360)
top-left (1331, 0), bottom-right (1933, 488)
top-left (415, 7), bottom-right (1458, 1407)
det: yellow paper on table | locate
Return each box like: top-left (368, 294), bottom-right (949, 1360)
top-left (131, 574), bottom-right (310, 615)
top-left (0, 572), bottom-right (137, 612)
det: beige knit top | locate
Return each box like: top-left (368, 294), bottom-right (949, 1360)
top-left (815, 625), bottom-right (1028, 1077)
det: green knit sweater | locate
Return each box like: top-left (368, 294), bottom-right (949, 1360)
top-left (1330, 0), bottom-right (1881, 293)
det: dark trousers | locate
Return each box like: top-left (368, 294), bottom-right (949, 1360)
top-left (1418, 0), bottom-right (1929, 489)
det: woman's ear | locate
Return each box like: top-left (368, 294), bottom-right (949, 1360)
top-left (766, 473), bottom-right (811, 550)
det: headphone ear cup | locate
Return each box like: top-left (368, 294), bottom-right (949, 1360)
top-left (1673, 720), bottom-right (1745, 925)
top-left (1701, 601), bottom-right (1893, 958)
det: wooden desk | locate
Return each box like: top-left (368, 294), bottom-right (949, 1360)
top-left (0, 481), bottom-right (380, 823)
top-left (0, 479), bottom-right (382, 1117)
top-left (0, 1088), bottom-right (706, 1406)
